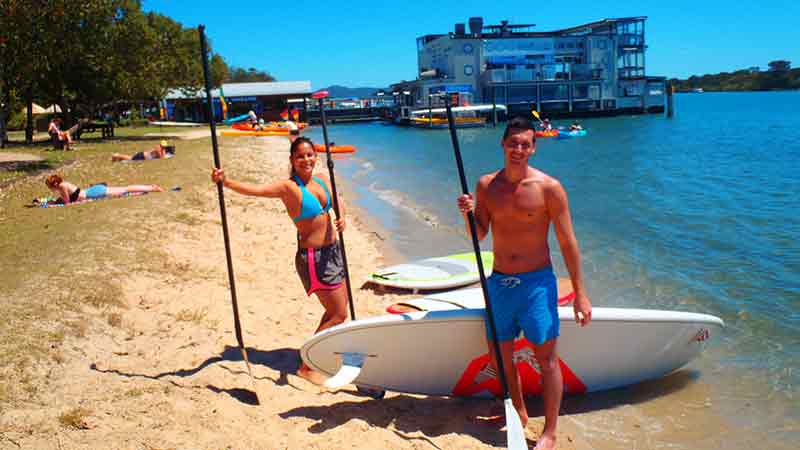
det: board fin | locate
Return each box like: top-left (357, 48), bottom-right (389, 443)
top-left (324, 352), bottom-right (366, 390)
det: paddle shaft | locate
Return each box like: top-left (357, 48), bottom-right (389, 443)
top-left (198, 26), bottom-right (247, 352)
top-left (444, 97), bottom-right (515, 402)
top-left (316, 98), bottom-right (356, 321)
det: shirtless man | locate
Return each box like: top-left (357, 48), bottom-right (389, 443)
top-left (457, 116), bottom-right (592, 450)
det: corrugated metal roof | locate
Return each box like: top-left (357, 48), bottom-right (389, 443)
top-left (165, 81), bottom-right (312, 100)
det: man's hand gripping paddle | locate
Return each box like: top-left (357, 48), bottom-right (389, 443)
top-left (198, 25), bottom-right (259, 404)
top-left (444, 95), bottom-right (527, 450)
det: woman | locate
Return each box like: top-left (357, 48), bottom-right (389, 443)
top-left (48, 118), bottom-right (78, 151)
top-left (210, 137), bottom-right (348, 385)
top-left (45, 174), bottom-right (163, 204)
top-left (112, 140), bottom-right (174, 162)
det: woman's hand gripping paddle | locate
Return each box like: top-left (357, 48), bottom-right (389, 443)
top-left (444, 95), bottom-right (527, 450)
top-left (198, 25), bottom-right (259, 405)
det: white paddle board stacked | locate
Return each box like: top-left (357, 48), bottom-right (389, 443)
top-left (302, 287), bottom-right (724, 397)
top-left (367, 251), bottom-right (493, 292)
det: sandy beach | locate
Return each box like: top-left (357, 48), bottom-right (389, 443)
top-left (1, 135), bottom-right (590, 450)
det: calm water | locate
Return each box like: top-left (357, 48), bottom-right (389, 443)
top-left (308, 91), bottom-right (799, 448)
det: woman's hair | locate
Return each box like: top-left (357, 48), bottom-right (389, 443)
top-left (288, 137), bottom-right (315, 178)
top-left (45, 174), bottom-right (63, 188)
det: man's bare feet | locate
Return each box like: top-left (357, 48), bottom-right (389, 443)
top-left (534, 432), bottom-right (556, 450)
top-left (297, 365), bottom-right (326, 385)
top-left (152, 185), bottom-right (164, 192)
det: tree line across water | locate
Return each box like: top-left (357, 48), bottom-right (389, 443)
top-left (668, 60), bottom-right (799, 92)
top-left (0, 0), bottom-right (275, 141)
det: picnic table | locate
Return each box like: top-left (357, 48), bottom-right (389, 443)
top-left (75, 121), bottom-right (114, 139)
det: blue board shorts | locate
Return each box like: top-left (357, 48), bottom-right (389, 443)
top-left (84, 184), bottom-right (108, 199)
top-left (486, 266), bottom-right (560, 345)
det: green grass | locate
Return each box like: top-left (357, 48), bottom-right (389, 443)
top-left (0, 130), bottom-right (221, 408)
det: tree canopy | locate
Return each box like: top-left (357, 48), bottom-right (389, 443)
top-left (669, 61), bottom-right (799, 92)
top-left (0, 0), bottom-right (238, 137)
top-left (226, 67), bottom-right (276, 83)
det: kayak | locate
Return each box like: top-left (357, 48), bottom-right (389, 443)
top-left (223, 113), bottom-right (250, 124)
top-left (231, 123), bottom-right (291, 133)
top-left (535, 130), bottom-right (559, 138)
top-left (313, 143), bottom-right (356, 154)
top-left (556, 130), bottom-right (587, 139)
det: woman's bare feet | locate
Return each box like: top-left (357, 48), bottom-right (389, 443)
top-left (297, 364), bottom-right (326, 385)
top-left (533, 432), bottom-right (556, 450)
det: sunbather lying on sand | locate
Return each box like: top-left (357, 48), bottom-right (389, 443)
top-left (112, 140), bottom-right (174, 162)
top-left (45, 174), bottom-right (163, 205)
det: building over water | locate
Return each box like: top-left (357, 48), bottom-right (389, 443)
top-left (390, 17), bottom-right (666, 118)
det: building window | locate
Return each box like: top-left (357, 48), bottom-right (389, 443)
top-left (508, 86), bottom-right (538, 103)
top-left (541, 84), bottom-right (569, 101)
top-left (463, 43), bottom-right (474, 54)
top-left (464, 65), bottom-right (474, 76)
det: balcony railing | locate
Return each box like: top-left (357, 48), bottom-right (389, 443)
top-left (483, 64), bottom-right (606, 83)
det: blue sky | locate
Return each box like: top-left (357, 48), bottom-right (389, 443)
top-left (144, 0), bottom-right (800, 89)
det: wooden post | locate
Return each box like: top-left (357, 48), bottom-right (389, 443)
top-left (492, 86), bottom-right (497, 127)
top-left (25, 93), bottom-right (33, 144)
top-left (428, 95), bottom-right (432, 128)
top-left (666, 81), bottom-right (674, 118)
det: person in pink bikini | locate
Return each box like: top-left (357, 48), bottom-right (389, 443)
top-left (210, 136), bottom-right (348, 385)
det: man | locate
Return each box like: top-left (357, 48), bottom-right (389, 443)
top-left (456, 116), bottom-right (592, 450)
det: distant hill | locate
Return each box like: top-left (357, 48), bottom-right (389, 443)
top-left (669, 60), bottom-right (799, 92)
top-left (323, 85), bottom-right (384, 99)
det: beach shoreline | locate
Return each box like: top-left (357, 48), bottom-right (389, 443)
top-left (2, 132), bottom-right (792, 450)
top-left (0, 134), bottom-right (584, 449)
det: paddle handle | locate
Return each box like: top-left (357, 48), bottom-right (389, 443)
top-left (317, 98), bottom-right (356, 321)
top-left (199, 25), bottom-right (246, 349)
top-left (444, 96), bottom-right (514, 402)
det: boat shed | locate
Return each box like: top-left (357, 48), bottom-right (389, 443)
top-left (163, 81), bottom-right (312, 123)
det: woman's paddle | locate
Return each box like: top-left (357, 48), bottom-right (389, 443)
top-left (311, 90), bottom-right (356, 321)
top-left (444, 95), bottom-right (527, 450)
top-left (198, 25), bottom-right (259, 404)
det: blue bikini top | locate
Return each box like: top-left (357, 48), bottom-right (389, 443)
top-left (292, 175), bottom-right (332, 222)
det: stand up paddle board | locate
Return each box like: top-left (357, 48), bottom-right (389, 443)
top-left (301, 290), bottom-right (723, 397)
top-left (386, 280), bottom-right (575, 313)
top-left (368, 251), bottom-right (494, 292)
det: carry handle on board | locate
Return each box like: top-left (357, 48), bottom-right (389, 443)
top-left (443, 95), bottom-right (527, 450)
top-left (311, 90), bottom-right (356, 322)
top-left (198, 25), bottom-right (259, 404)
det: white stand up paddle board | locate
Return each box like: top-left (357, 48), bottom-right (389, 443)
top-left (302, 289), bottom-right (723, 397)
top-left (368, 252), bottom-right (493, 292)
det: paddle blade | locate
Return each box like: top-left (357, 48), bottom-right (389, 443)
top-left (312, 90), bottom-right (329, 100)
top-left (531, 109), bottom-right (541, 121)
top-left (504, 398), bottom-right (528, 450)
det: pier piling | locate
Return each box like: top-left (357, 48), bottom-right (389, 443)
top-left (666, 82), bottom-right (674, 118)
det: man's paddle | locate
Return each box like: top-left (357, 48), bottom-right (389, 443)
top-left (531, 109), bottom-right (544, 127)
top-left (311, 90), bottom-right (356, 321)
top-left (198, 25), bottom-right (259, 404)
top-left (444, 95), bottom-right (527, 450)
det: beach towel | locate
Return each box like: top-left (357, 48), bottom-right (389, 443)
top-left (31, 187), bottom-right (181, 208)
